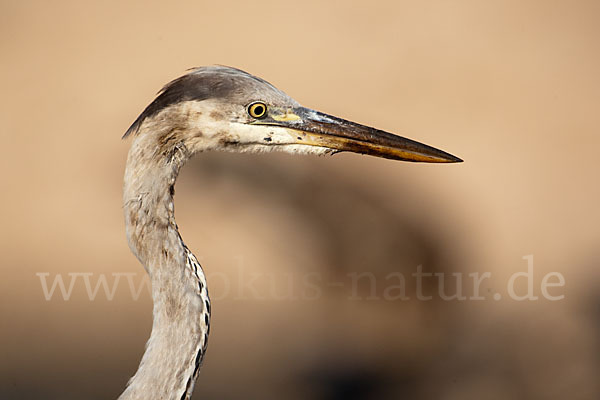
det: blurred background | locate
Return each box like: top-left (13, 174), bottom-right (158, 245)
top-left (1, 0), bottom-right (599, 399)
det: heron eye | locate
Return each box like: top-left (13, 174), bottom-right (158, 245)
top-left (248, 102), bottom-right (267, 119)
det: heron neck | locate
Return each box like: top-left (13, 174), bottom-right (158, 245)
top-left (120, 135), bottom-right (209, 400)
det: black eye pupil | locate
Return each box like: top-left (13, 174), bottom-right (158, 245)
top-left (255, 105), bottom-right (264, 115)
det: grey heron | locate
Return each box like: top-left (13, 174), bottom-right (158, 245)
top-left (119, 66), bottom-right (461, 400)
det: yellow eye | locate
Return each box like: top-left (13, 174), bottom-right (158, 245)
top-left (248, 102), bottom-right (267, 119)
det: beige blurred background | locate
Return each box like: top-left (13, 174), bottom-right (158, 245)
top-left (1, 0), bottom-right (599, 399)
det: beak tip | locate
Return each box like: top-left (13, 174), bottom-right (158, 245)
top-left (447, 154), bottom-right (463, 163)
top-left (429, 150), bottom-right (463, 163)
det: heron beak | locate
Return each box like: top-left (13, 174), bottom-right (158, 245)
top-left (264, 107), bottom-right (462, 163)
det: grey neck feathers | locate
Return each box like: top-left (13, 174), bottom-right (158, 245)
top-left (120, 130), bottom-right (210, 400)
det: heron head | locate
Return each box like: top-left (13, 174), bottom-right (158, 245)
top-left (125, 66), bottom-right (462, 163)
